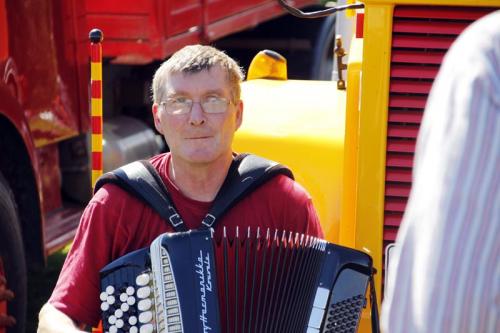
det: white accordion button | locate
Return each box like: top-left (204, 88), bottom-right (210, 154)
top-left (136, 273), bottom-right (150, 286)
top-left (115, 319), bottom-right (124, 329)
top-left (127, 296), bottom-right (136, 305)
top-left (166, 307), bottom-right (179, 315)
top-left (139, 311), bottom-right (153, 323)
top-left (100, 291), bottom-right (108, 301)
top-left (137, 286), bottom-right (151, 299)
top-left (138, 299), bottom-right (152, 311)
top-left (139, 323), bottom-right (154, 333)
top-left (168, 324), bottom-right (182, 331)
top-left (107, 295), bottom-right (115, 305)
top-left (100, 302), bottom-right (109, 312)
top-left (109, 325), bottom-right (117, 333)
top-left (114, 309), bottom-right (123, 318)
top-left (108, 315), bottom-right (116, 325)
top-left (166, 298), bottom-right (178, 307)
top-left (129, 326), bottom-right (138, 333)
top-left (105, 285), bottom-right (115, 295)
top-left (119, 292), bottom-right (128, 303)
top-left (128, 315), bottom-right (138, 325)
top-left (126, 286), bottom-right (135, 295)
top-left (120, 303), bottom-right (129, 312)
top-left (167, 315), bottom-right (180, 324)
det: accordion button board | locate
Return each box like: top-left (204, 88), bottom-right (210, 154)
top-left (100, 228), bottom-right (374, 333)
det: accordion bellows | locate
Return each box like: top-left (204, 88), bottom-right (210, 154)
top-left (100, 228), bottom-right (373, 333)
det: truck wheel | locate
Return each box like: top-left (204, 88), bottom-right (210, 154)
top-left (311, 14), bottom-right (336, 80)
top-left (0, 173), bottom-right (26, 333)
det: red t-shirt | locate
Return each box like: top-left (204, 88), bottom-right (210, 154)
top-left (49, 153), bottom-right (322, 326)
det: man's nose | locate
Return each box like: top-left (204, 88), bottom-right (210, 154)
top-left (188, 102), bottom-right (206, 126)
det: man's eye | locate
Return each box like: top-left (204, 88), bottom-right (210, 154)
top-left (171, 97), bottom-right (189, 104)
top-left (205, 95), bottom-right (222, 103)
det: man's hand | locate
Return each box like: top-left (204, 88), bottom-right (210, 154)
top-left (37, 303), bottom-right (86, 333)
top-left (0, 275), bottom-right (16, 327)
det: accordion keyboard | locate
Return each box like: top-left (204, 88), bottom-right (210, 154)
top-left (149, 238), bottom-right (184, 332)
top-left (100, 270), bottom-right (156, 333)
top-left (323, 294), bottom-right (365, 333)
top-left (100, 248), bottom-right (167, 333)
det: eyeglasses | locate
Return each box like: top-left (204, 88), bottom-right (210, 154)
top-left (160, 95), bottom-right (232, 115)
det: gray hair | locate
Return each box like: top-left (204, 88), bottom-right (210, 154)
top-left (152, 44), bottom-right (245, 103)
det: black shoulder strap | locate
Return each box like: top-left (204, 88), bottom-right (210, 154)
top-left (94, 160), bottom-right (188, 232)
top-left (93, 154), bottom-right (293, 231)
top-left (200, 153), bottom-right (293, 228)
top-left (369, 271), bottom-right (380, 333)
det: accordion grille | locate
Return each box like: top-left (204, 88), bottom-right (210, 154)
top-left (214, 229), bottom-right (326, 333)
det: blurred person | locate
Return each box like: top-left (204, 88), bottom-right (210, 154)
top-left (37, 45), bottom-right (322, 332)
top-left (381, 11), bottom-right (499, 333)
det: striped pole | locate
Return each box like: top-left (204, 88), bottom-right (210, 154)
top-left (89, 29), bottom-right (103, 189)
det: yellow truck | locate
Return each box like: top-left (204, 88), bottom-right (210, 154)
top-left (234, 0), bottom-right (499, 329)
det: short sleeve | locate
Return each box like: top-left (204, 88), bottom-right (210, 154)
top-left (288, 179), bottom-right (324, 238)
top-left (273, 175), bottom-right (324, 238)
top-left (48, 186), bottom-right (128, 326)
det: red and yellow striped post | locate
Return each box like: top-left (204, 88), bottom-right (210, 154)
top-left (89, 29), bottom-right (103, 188)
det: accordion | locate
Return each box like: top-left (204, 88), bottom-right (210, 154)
top-left (99, 228), bottom-right (375, 333)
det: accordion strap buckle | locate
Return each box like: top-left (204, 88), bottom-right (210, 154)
top-left (202, 214), bottom-right (216, 228)
top-left (168, 211), bottom-right (183, 228)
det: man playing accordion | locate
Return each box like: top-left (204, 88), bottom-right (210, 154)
top-left (37, 45), bottom-right (323, 332)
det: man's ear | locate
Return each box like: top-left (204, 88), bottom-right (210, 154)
top-left (152, 103), bottom-right (163, 134)
top-left (235, 99), bottom-right (243, 131)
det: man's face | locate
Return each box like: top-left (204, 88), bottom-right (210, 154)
top-left (152, 65), bottom-right (243, 165)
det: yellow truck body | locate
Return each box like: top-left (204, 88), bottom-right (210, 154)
top-left (234, 0), bottom-right (499, 329)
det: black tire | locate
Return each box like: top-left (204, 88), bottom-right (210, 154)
top-left (0, 172), bottom-right (26, 333)
top-left (311, 14), bottom-right (336, 80)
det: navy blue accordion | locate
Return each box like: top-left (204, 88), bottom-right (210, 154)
top-left (99, 228), bottom-right (375, 333)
